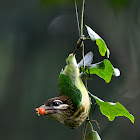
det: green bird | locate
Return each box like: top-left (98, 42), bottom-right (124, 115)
top-left (36, 52), bottom-right (93, 129)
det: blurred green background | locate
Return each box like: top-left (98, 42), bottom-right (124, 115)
top-left (0, 0), bottom-right (139, 139)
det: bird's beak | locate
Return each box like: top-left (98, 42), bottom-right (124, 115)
top-left (36, 105), bottom-right (54, 115)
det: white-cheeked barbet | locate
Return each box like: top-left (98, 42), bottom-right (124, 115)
top-left (36, 52), bottom-right (93, 129)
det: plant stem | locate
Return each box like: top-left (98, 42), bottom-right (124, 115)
top-left (80, 0), bottom-right (88, 139)
top-left (82, 120), bottom-right (88, 140)
top-left (82, 43), bottom-right (85, 70)
top-left (80, 0), bottom-right (86, 77)
top-left (80, 0), bottom-right (85, 36)
top-left (75, 0), bottom-right (80, 37)
top-left (88, 121), bottom-right (94, 131)
top-left (92, 103), bottom-right (97, 118)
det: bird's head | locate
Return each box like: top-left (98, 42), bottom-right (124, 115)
top-left (36, 95), bottom-right (74, 124)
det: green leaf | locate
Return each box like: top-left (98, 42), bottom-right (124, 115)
top-left (80, 59), bottom-right (120, 83)
top-left (96, 39), bottom-right (107, 57)
top-left (89, 93), bottom-right (135, 123)
top-left (85, 59), bottom-right (118, 83)
top-left (85, 25), bottom-right (110, 58)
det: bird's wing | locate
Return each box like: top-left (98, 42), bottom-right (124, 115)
top-left (58, 73), bottom-right (82, 108)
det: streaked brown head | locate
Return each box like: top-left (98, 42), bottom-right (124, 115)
top-left (36, 95), bottom-right (74, 124)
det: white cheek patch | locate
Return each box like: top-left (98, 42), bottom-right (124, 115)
top-left (54, 104), bottom-right (69, 110)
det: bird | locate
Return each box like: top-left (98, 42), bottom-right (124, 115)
top-left (36, 52), bottom-right (93, 129)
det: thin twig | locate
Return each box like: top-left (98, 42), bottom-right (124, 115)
top-left (80, 1), bottom-right (89, 139)
top-left (90, 120), bottom-right (100, 129)
top-left (92, 103), bottom-right (97, 118)
top-left (80, 0), bottom-right (86, 76)
top-left (82, 43), bottom-right (85, 70)
top-left (75, 0), bottom-right (80, 37)
top-left (88, 120), bottom-right (94, 131)
top-left (80, 0), bottom-right (85, 36)
top-left (82, 120), bottom-right (88, 140)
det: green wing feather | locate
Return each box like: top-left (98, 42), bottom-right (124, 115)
top-left (58, 74), bottom-right (82, 108)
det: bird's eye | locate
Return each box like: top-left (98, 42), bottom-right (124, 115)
top-left (53, 101), bottom-right (62, 106)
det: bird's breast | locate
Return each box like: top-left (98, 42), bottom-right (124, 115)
top-left (64, 101), bottom-right (91, 129)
